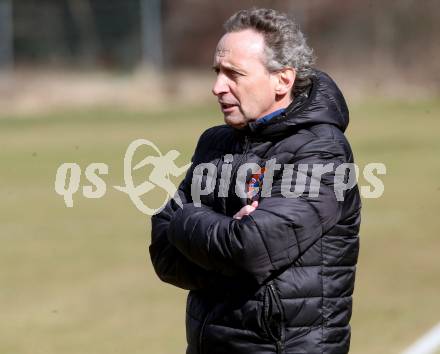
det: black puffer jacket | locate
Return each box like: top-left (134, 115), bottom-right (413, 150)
top-left (150, 70), bottom-right (361, 354)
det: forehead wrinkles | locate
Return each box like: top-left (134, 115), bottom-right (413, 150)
top-left (215, 46), bottom-right (231, 58)
top-left (214, 31), bottom-right (267, 70)
top-left (214, 45), bottom-right (263, 68)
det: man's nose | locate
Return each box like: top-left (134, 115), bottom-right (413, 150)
top-left (212, 74), bottom-right (229, 96)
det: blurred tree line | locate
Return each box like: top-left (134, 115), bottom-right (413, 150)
top-left (1, 0), bottom-right (439, 85)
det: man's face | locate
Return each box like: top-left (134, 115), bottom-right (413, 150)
top-left (212, 29), bottom-right (280, 129)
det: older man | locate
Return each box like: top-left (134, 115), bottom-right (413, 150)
top-left (150, 8), bottom-right (361, 354)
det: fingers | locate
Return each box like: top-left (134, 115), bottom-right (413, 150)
top-left (242, 205), bottom-right (256, 214)
top-left (233, 201), bottom-right (259, 220)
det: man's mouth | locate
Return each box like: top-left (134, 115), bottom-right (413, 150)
top-left (219, 102), bottom-right (238, 113)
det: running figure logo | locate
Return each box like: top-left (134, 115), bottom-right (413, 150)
top-left (114, 139), bottom-right (190, 215)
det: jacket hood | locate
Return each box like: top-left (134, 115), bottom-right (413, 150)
top-left (246, 69), bottom-right (349, 138)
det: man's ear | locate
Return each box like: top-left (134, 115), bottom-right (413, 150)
top-left (274, 68), bottom-right (296, 96)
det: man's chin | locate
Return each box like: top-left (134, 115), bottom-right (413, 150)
top-left (224, 114), bottom-right (247, 129)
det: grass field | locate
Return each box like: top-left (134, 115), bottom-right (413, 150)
top-left (1, 98), bottom-right (439, 354)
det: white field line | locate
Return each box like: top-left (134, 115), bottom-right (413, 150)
top-left (402, 322), bottom-right (440, 354)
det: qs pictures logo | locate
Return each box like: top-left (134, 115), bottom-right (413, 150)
top-left (54, 139), bottom-right (190, 215)
top-left (55, 138), bottom-right (387, 216)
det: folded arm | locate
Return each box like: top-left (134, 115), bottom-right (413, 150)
top-left (167, 137), bottom-right (347, 284)
top-left (149, 132), bottom-right (231, 290)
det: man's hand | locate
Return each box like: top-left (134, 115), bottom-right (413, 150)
top-left (233, 201), bottom-right (259, 220)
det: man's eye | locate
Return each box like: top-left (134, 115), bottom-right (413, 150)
top-left (228, 70), bottom-right (241, 78)
top-left (212, 68), bottom-right (242, 78)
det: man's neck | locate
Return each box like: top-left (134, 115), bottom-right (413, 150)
top-left (256, 98), bottom-right (293, 123)
top-left (256, 108), bottom-right (286, 123)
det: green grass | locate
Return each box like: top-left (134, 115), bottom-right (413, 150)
top-left (1, 99), bottom-right (440, 354)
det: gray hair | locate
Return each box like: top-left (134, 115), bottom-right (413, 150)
top-left (224, 8), bottom-right (316, 96)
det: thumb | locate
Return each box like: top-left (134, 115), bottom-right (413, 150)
top-left (251, 201), bottom-right (259, 209)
